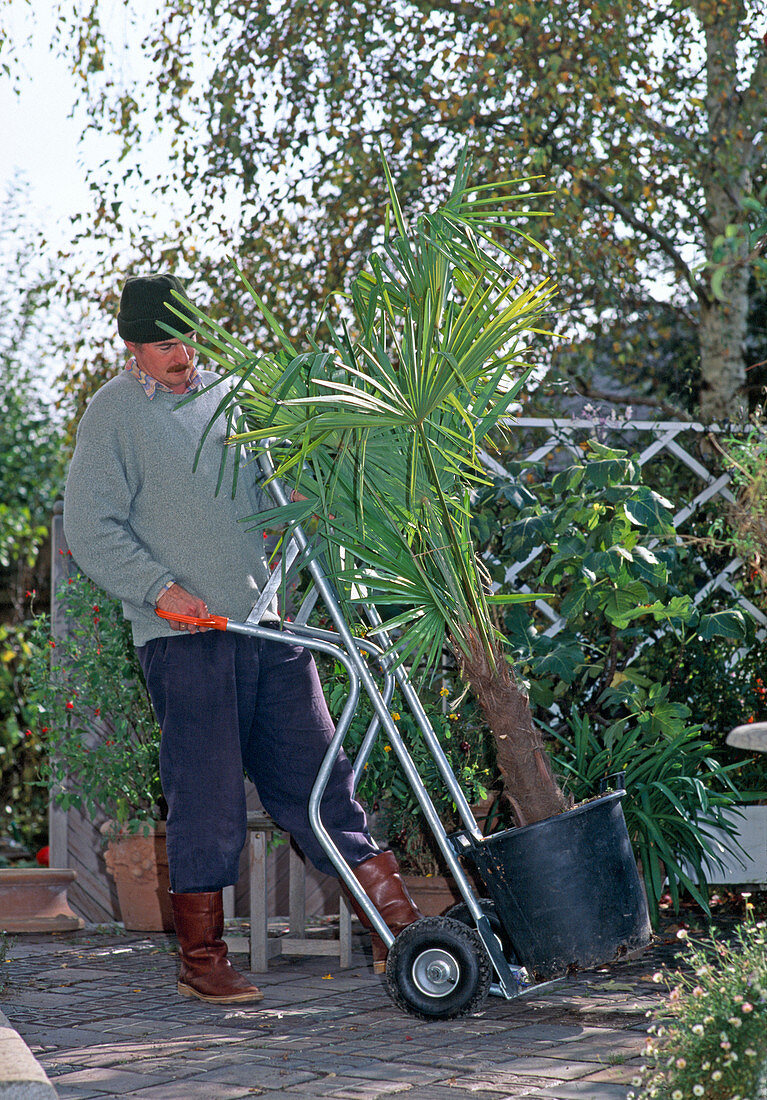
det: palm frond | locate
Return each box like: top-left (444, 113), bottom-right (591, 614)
top-left (191, 145), bottom-right (556, 677)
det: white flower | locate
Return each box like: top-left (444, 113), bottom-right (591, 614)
top-left (675, 1058), bottom-right (687, 1069)
top-left (693, 1087), bottom-right (704, 1097)
top-left (676, 928), bottom-right (688, 940)
top-left (712, 1070), bottom-right (723, 1081)
top-left (692, 1024), bottom-right (704, 1036)
top-left (672, 1091), bottom-right (683, 1100)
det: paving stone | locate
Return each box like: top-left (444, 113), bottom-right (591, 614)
top-left (324, 1080), bottom-right (414, 1098)
top-left (450, 1057), bottom-right (602, 1084)
top-left (200, 1061), bottom-right (320, 1088)
top-left (49, 1088), bottom-right (108, 1099)
top-left (533, 1083), bottom-right (631, 1099)
top-left (125, 1081), bottom-right (258, 1098)
top-left (45, 1065), bottom-right (172, 1092)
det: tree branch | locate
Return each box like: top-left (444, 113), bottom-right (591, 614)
top-left (571, 373), bottom-right (693, 421)
top-left (580, 177), bottom-right (709, 308)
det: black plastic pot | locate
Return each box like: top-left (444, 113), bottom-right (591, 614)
top-left (464, 790), bottom-right (651, 980)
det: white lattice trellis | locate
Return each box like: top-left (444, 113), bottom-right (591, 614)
top-left (480, 418), bottom-right (767, 636)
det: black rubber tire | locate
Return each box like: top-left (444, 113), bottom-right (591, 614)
top-left (444, 898), bottom-right (520, 964)
top-left (384, 916), bottom-right (492, 1020)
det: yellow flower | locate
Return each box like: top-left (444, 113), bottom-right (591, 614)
top-left (391, 711), bottom-right (400, 721)
top-left (384, 745), bottom-right (392, 752)
top-left (439, 686), bottom-right (450, 697)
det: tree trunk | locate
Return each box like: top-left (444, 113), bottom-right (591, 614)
top-left (695, 0), bottom-right (754, 422)
top-left (454, 633), bottom-right (571, 828)
top-left (698, 285), bottom-right (749, 421)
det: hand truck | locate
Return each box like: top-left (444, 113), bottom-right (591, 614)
top-left (157, 461), bottom-right (649, 1019)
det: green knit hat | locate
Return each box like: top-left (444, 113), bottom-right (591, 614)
top-left (117, 274), bottom-right (197, 343)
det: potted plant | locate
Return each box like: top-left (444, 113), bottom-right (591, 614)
top-left (28, 572), bottom-right (171, 931)
top-left (168, 147), bottom-right (653, 975)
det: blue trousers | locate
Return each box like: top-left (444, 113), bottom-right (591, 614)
top-left (137, 630), bottom-right (378, 893)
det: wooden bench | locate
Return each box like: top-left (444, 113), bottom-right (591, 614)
top-left (224, 811), bottom-right (353, 972)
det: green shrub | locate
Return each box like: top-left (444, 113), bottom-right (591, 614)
top-left (0, 620), bottom-right (47, 854)
top-left (28, 573), bottom-right (162, 833)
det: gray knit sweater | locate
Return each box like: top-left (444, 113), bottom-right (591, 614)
top-left (63, 369), bottom-right (275, 646)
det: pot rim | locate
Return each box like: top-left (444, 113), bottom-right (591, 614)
top-left (476, 789), bottom-right (625, 848)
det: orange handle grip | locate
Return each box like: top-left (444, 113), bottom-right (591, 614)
top-left (156, 609), bottom-right (229, 630)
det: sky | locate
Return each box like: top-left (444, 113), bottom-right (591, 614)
top-left (1, 2), bottom-right (98, 246)
top-left (0, 0), bottom-right (204, 392)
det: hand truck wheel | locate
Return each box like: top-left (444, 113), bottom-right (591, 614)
top-left (444, 898), bottom-right (520, 964)
top-left (384, 916), bottom-right (491, 1019)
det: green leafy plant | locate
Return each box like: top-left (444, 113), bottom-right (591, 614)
top-left (321, 659), bottom-right (497, 874)
top-left (706, 418), bottom-right (767, 603)
top-left (0, 183), bottom-right (66, 616)
top-left (548, 690), bottom-right (746, 928)
top-left (641, 631), bottom-right (767, 793)
top-left (630, 909), bottom-right (767, 1100)
top-left (0, 621), bottom-right (48, 853)
top-left (28, 573), bottom-right (163, 834)
top-left (485, 442), bottom-right (750, 715)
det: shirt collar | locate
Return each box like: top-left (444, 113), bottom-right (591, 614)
top-left (125, 358), bottom-right (203, 399)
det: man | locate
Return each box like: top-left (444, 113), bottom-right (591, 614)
top-left (64, 273), bottom-right (421, 1004)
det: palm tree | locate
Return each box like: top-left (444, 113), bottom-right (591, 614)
top-left (181, 148), bottom-right (571, 826)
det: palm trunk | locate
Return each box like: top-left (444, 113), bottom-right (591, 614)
top-left (453, 631), bottom-right (571, 827)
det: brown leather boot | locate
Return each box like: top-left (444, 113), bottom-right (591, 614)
top-left (345, 850), bottom-right (424, 974)
top-left (171, 890), bottom-right (264, 1003)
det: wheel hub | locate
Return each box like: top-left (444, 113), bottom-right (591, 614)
top-left (412, 947), bottom-right (460, 998)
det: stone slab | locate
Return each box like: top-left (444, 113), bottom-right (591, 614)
top-left (0, 1013), bottom-right (57, 1099)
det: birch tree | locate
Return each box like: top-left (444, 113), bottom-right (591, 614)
top-left (57, 0), bottom-right (766, 419)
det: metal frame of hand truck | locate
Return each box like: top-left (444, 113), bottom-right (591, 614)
top-left (160, 455), bottom-right (554, 1013)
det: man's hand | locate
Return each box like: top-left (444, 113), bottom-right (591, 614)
top-left (156, 583), bottom-right (210, 633)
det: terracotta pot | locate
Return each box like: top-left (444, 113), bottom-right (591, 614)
top-left (401, 873), bottom-right (462, 917)
top-left (101, 822), bottom-right (173, 932)
top-left (0, 868), bottom-right (83, 933)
